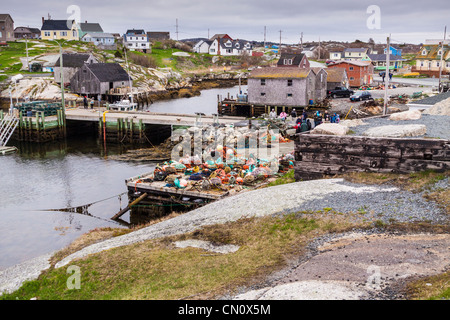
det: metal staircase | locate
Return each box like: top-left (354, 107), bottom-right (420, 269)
top-left (0, 114), bottom-right (19, 147)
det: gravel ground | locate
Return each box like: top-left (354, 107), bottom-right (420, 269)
top-left (0, 177), bottom-right (448, 297)
top-left (349, 114), bottom-right (450, 140)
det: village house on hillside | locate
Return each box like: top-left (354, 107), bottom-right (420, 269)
top-left (277, 52), bottom-right (310, 68)
top-left (325, 67), bottom-right (349, 90)
top-left (343, 47), bottom-right (372, 61)
top-left (82, 32), bottom-right (116, 49)
top-left (368, 53), bottom-right (405, 71)
top-left (208, 37), bottom-right (253, 56)
top-left (327, 60), bottom-right (373, 87)
top-left (78, 22), bottom-right (104, 39)
top-left (0, 14), bottom-right (15, 42)
top-left (123, 29), bottom-right (151, 53)
top-left (412, 40), bottom-right (450, 77)
top-left (14, 26), bottom-right (40, 39)
top-left (70, 63), bottom-right (131, 97)
top-left (41, 18), bottom-right (78, 40)
top-left (193, 39), bottom-right (212, 53)
top-left (53, 53), bottom-right (97, 84)
top-left (247, 67), bottom-right (327, 107)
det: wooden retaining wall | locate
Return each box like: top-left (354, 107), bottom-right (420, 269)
top-left (294, 133), bottom-right (450, 181)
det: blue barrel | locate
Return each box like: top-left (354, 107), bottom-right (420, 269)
top-left (309, 100), bottom-right (314, 105)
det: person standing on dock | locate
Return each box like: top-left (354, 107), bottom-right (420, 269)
top-left (269, 109), bottom-right (277, 119)
top-left (83, 96), bottom-right (88, 109)
top-left (290, 108), bottom-right (297, 118)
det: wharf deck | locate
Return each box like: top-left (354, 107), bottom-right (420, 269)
top-left (65, 108), bottom-right (245, 127)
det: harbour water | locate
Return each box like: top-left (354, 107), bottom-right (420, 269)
top-left (0, 85), bottom-right (244, 270)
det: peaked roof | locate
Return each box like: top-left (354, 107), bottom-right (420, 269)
top-left (249, 67), bottom-right (310, 79)
top-left (79, 23), bottom-right (103, 33)
top-left (210, 34), bottom-right (232, 41)
top-left (277, 53), bottom-right (306, 66)
top-left (0, 14), bottom-right (13, 22)
top-left (126, 29), bottom-right (145, 35)
top-left (83, 32), bottom-right (114, 38)
top-left (343, 47), bottom-right (369, 53)
top-left (325, 68), bottom-right (347, 82)
top-left (55, 53), bottom-right (93, 68)
top-left (367, 54), bottom-right (405, 61)
top-left (86, 63), bottom-right (130, 82)
top-left (42, 19), bottom-right (75, 31)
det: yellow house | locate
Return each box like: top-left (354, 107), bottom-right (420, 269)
top-left (41, 18), bottom-right (79, 40)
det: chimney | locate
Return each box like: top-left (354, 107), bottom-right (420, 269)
top-left (42, 17), bottom-right (45, 25)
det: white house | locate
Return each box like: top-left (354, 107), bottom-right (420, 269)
top-left (208, 38), bottom-right (253, 56)
top-left (82, 32), bottom-right (115, 46)
top-left (123, 29), bottom-right (151, 52)
top-left (329, 51), bottom-right (343, 60)
top-left (193, 39), bottom-right (212, 53)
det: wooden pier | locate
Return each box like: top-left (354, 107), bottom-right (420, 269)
top-left (294, 133), bottom-right (450, 180)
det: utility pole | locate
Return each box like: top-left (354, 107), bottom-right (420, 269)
top-left (279, 30), bottom-right (282, 54)
top-left (318, 36), bottom-right (321, 60)
top-left (264, 26), bottom-right (266, 49)
top-left (25, 38), bottom-right (29, 72)
top-left (383, 35), bottom-right (391, 115)
top-left (300, 32), bottom-right (303, 52)
top-left (175, 19), bottom-right (179, 41)
top-left (208, 28), bottom-right (210, 39)
top-left (438, 26), bottom-right (447, 93)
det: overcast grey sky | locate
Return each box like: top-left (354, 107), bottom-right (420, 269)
top-left (3, 0), bottom-right (449, 44)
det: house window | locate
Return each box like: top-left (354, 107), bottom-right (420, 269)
top-left (226, 49), bottom-right (232, 53)
top-left (260, 92), bottom-right (266, 96)
top-left (287, 93), bottom-right (293, 97)
top-left (44, 31), bottom-right (50, 37)
top-left (210, 49), bottom-right (215, 53)
top-left (349, 66), bottom-right (354, 71)
top-left (437, 62), bottom-right (440, 67)
top-left (287, 79), bottom-right (293, 86)
top-left (420, 61), bottom-right (424, 67)
top-left (60, 31), bottom-right (67, 36)
top-left (261, 79), bottom-right (266, 86)
top-left (422, 50), bottom-right (427, 55)
top-left (350, 77), bottom-right (355, 80)
top-left (283, 59), bottom-right (293, 65)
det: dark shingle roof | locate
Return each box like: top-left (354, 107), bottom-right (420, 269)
top-left (126, 29), bottom-right (145, 35)
top-left (55, 53), bottom-right (92, 68)
top-left (42, 19), bottom-right (75, 31)
top-left (87, 63), bottom-right (131, 82)
top-left (368, 54), bottom-right (405, 61)
top-left (79, 23), bottom-right (103, 33)
top-left (277, 53), bottom-right (306, 66)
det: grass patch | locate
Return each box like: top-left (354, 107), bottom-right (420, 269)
top-left (0, 213), bottom-right (361, 300)
top-left (405, 271), bottom-right (450, 300)
top-left (342, 170), bottom-right (449, 193)
top-left (267, 170), bottom-right (295, 187)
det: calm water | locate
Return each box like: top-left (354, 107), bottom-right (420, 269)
top-left (144, 85), bottom-right (247, 115)
top-left (0, 85), bottom-right (242, 270)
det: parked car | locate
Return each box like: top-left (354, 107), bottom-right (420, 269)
top-left (349, 91), bottom-right (373, 101)
top-left (327, 87), bottom-right (354, 98)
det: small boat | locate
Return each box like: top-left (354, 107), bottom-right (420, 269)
top-left (107, 100), bottom-right (138, 112)
top-left (0, 146), bottom-right (18, 155)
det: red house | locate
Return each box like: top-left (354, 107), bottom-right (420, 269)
top-left (327, 61), bottom-right (373, 87)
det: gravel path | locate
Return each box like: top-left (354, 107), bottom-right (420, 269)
top-left (0, 177), bottom-right (448, 296)
top-left (349, 114), bottom-right (450, 140)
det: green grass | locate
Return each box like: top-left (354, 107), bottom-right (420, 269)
top-left (267, 170), bottom-right (295, 187)
top-left (0, 214), bottom-right (330, 300)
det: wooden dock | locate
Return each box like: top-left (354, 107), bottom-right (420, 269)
top-left (294, 133), bottom-right (450, 180)
top-left (65, 108), bottom-right (245, 127)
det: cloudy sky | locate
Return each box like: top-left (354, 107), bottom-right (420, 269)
top-left (3, 0), bottom-right (449, 44)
